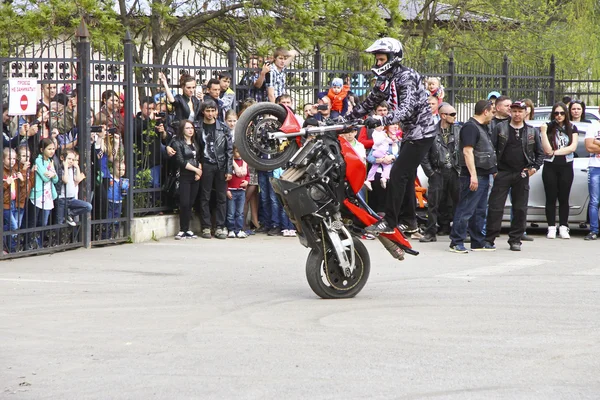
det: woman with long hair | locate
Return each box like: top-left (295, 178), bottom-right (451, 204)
top-left (540, 102), bottom-right (578, 239)
top-left (569, 100), bottom-right (592, 123)
top-left (169, 120), bottom-right (204, 239)
top-left (158, 72), bottom-right (202, 127)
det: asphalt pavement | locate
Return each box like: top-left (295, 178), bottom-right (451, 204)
top-left (1, 231), bottom-right (599, 399)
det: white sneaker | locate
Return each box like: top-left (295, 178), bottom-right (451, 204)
top-left (380, 178), bottom-right (387, 189)
top-left (237, 230), bottom-right (248, 238)
top-left (174, 231), bottom-right (185, 240)
top-left (559, 225), bottom-right (570, 239)
top-left (547, 226), bottom-right (556, 239)
top-left (288, 229), bottom-right (297, 237)
top-left (364, 181), bottom-right (372, 191)
top-left (228, 230), bottom-right (236, 238)
top-left (281, 229), bottom-right (289, 237)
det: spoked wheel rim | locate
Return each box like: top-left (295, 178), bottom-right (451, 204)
top-left (320, 248), bottom-right (365, 292)
top-left (244, 116), bottom-right (292, 160)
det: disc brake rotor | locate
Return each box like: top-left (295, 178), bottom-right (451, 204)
top-left (247, 117), bottom-right (290, 156)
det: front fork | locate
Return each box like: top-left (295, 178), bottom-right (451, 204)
top-left (322, 216), bottom-right (356, 278)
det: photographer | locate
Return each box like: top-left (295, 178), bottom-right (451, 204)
top-left (134, 96), bottom-right (168, 193)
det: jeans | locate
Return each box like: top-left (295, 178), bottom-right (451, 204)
top-left (56, 198), bottom-right (93, 224)
top-left (226, 190), bottom-right (246, 233)
top-left (450, 175), bottom-right (490, 248)
top-left (200, 163), bottom-right (228, 229)
top-left (485, 170), bottom-right (529, 245)
top-left (3, 201), bottom-right (19, 252)
top-left (280, 207), bottom-right (295, 230)
top-left (150, 165), bottom-right (161, 188)
top-left (588, 167), bottom-right (600, 233)
top-left (106, 201), bottom-right (122, 238)
top-left (258, 171), bottom-right (281, 229)
top-left (424, 168), bottom-right (459, 235)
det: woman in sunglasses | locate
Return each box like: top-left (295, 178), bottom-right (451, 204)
top-left (540, 102), bottom-right (578, 239)
top-left (569, 100), bottom-right (592, 123)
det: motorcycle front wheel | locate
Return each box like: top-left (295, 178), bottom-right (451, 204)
top-left (234, 103), bottom-right (299, 171)
top-left (305, 236), bottom-right (371, 299)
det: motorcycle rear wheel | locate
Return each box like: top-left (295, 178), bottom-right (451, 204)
top-left (234, 103), bottom-right (299, 171)
top-left (305, 236), bottom-right (370, 299)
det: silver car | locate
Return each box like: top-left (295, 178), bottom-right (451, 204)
top-left (416, 120), bottom-right (600, 225)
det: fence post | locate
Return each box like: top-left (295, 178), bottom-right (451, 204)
top-left (502, 54), bottom-right (509, 95)
top-left (549, 55), bottom-right (556, 106)
top-left (123, 31), bottom-right (134, 238)
top-left (228, 39), bottom-right (237, 95)
top-left (76, 19), bottom-right (92, 248)
top-left (313, 44), bottom-right (322, 101)
top-left (447, 51), bottom-right (455, 106)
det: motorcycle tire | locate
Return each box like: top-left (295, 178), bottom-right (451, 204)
top-left (305, 236), bottom-right (370, 299)
top-left (234, 103), bottom-right (299, 171)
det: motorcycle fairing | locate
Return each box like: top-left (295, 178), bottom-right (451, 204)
top-left (279, 105), bottom-right (302, 134)
top-left (339, 137), bottom-right (367, 195)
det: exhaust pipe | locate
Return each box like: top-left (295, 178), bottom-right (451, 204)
top-left (377, 235), bottom-right (406, 261)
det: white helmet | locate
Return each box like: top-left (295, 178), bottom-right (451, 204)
top-left (365, 37), bottom-right (404, 76)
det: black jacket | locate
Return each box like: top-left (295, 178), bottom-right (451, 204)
top-left (351, 64), bottom-right (436, 141)
top-left (197, 120), bottom-right (233, 174)
top-left (170, 137), bottom-right (204, 174)
top-left (421, 121), bottom-right (461, 177)
top-left (171, 94), bottom-right (202, 127)
top-left (491, 120), bottom-right (545, 171)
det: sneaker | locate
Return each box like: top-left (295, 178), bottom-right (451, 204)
top-left (237, 230), bottom-right (248, 238)
top-left (449, 244), bottom-right (468, 254)
top-left (472, 241), bottom-right (496, 251)
top-left (361, 233), bottom-right (376, 240)
top-left (547, 226), bottom-right (556, 239)
top-left (509, 242), bottom-right (522, 251)
top-left (65, 215), bottom-right (76, 227)
top-left (255, 225), bottom-right (268, 234)
top-left (174, 231), bottom-right (185, 240)
top-left (398, 223), bottom-right (418, 234)
top-left (268, 227), bottom-right (280, 236)
top-left (281, 229), bottom-right (290, 237)
top-left (245, 229), bottom-right (255, 236)
top-left (185, 231), bottom-right (197, 239)
top-left (584, 232), bottom-right (598, 241)
top-left (558, 225), bottom-right (570, 239)
top-left (288, 229), bottom-right (297, 237)
top-left (228, 230), bottom-right (236, 238)
top-left (364, 181), bottom-right (372, 191)
top-left (419, 233), bottom-right (436, 242)
top-left (215, 227), bottom-right (228, 239)
top-left (521, 233), bottom-right (534, 241)
top-left (201, 228), bottom-right (212, 239)
top-left (380, 178), bottom-right (387, 189)
top-left (365, 219), bottom-right (395, 235)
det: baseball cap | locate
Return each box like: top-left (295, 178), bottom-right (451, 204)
top-left (487, 91), bottom-right (501, 100)
top-left (331, 78), bottom-right (343, 87)
top-left (510, 100), bottom-right (527, 109)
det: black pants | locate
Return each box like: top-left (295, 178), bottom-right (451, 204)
top-left (179, 172), bottom-right (200, 232)
top-left (485, 170), bottom-right (529, 245)
top-left (542, 162), bottom-right (574, 227)
top-left (384, 137), bottom-right (435, 227)
top-left (424, 168), bottom-right (459, 235)
top-left (200, 163), bottom-right (228, 229)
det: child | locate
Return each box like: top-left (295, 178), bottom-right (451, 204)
top-left (427, 77), bottom-right (445, 104)
top-left (365, 126), bottom-right (395, 190)
top-left (16, 145), bottom-right (35, 229)
top-left (226, 147), bottom-right (250, 238)
top-left (3, 148), bottom-right (19, 253)
top-left (56, 149), bottom-right (92, 227)
top-left (272, 167), bottom-right (296, 237)
top-left (327, 77), bottom-right (351, 118)
top-left (106, 160), bottom-right (129, 238)
top-left (30, 138), bottom-right (58, 227)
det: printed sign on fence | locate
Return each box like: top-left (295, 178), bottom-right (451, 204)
top-left (8, 78), bottom-right (38, 116)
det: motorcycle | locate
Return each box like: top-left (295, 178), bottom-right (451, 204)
top-left (234, 103), bottom-right (418, 299)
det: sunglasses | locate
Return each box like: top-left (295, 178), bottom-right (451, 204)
top-left (441, 112), bottom-right (457, 117)
top-left (554, 111), bottom-right (566, 116)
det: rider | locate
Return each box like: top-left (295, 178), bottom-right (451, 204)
top-left (350, 37), bottom-right (436, 234)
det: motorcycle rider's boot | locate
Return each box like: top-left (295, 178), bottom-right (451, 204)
top-left (365, 219), bottom-right (395, 235)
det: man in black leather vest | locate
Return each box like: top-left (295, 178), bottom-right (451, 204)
top-left (484, 100), bottom-right (544, 251)
top-left (449, 100), bottom-right (496, 253)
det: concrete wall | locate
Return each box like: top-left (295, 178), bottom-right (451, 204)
top-left (130, 214), bottom-right (202, 243)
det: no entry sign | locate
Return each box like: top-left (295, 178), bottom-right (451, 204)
top-left (8, 78), bottom-right (38, 116)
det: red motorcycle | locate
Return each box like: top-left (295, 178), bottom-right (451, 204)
top-left (235, 103), bottom-right (417, 299)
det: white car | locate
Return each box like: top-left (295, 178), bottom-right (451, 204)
top-left (416, 120), bottom-right (600, 225)
top-left (534, 106), bottom-right (600, 122)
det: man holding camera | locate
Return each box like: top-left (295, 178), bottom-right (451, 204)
top-left (134, 96), bottom-right (168, 192)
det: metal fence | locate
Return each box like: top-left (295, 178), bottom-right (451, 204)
top-left (2, 28), bottom-right (599, 259)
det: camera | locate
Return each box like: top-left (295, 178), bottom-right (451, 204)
top-left (31, 119), bottom-right (41, 126)
top-left (317, 104), bottom-right (329, 111)
top-left (107, 127), bottom-right (117, 134)
top-left (90, 125), bottom-right (103, 133)
top-left (156, 112), bottom-right (166, 119)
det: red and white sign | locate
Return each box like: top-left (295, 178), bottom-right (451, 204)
top-left (8, 78), bottom-right (38, 116)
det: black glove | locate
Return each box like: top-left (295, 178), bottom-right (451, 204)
top-left (364, 117), bottom-right (383, 129)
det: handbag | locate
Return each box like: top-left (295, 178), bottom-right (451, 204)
top-left (162, 169), bottom-right (180, 200)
